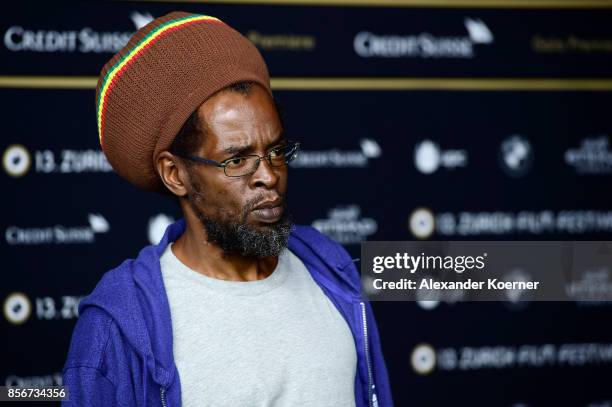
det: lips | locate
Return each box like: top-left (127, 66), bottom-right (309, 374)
top-left (252, 198), bottom-right (283, 211)
top-left (251, 198), bottom-right (284, 223)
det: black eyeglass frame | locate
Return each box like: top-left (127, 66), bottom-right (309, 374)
top-left (176, 141), bottom-right (300, 178)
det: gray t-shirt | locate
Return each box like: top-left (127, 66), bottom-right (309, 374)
top-left (160, 244), bottom-right (357, 407)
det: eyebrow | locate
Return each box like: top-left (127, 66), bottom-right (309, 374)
top-left (222, 132), bottom-right (286, 157)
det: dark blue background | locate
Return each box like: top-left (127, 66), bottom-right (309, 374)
top-left (2, 1), bottom-right (612, 406)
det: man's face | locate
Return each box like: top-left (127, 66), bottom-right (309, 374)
top-left (183, 84), bottom-right (292, 258)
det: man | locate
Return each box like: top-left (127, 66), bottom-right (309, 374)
top-left (63, 11), bottom-right (392, 407)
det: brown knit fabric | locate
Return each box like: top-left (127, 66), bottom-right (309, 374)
top-left (96, 11), bottom-right (272, 192)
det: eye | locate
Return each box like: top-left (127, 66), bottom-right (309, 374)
top-left (269, 144), bottom-right (288, 157)
top-left (225, 157), bottom-right (247, 168)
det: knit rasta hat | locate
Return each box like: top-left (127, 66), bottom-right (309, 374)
top-left (96, 11), bottom-right (272, 192)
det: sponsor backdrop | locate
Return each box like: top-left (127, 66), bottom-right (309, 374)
top-left (2, 1), bottom-right (612, 406)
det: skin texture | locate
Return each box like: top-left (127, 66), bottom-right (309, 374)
top-left (156, 84), bottom-right (287, 281)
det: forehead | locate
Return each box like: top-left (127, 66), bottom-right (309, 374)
top-left (198, 84), bottom-right (282, 153)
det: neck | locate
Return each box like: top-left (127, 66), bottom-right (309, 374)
top-left (171, 215), bottom-right (278, 282)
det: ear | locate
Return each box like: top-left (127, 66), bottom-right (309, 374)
top-left (155, 151), bottom-right (189, 197)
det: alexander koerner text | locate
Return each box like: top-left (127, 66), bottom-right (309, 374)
top-left (372, 278), bottom-right (540, 290)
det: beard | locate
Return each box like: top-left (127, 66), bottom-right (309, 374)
top-left (187, 180), bottom-right (292, 258)
top-left (200, 211), bottom-right (293, 258)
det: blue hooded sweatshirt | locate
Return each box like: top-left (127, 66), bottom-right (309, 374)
top-left (63, 219), bottom-right (393, 407)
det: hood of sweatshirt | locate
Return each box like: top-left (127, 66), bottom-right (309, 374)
top-left (76, 218), bottom-right (362, 388)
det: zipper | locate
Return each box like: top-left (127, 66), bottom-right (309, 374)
top-left (160, 386), bottom-right (167, 407)
top-left (360, 301), bottom-right (378, 407)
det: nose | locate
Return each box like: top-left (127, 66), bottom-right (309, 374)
top-left (248, 156), bottom-right (280, 189)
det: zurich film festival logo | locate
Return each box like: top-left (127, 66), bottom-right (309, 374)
top-left (290, 138), bottom-right (381, 169)
top-left (499, 135), bottom-right (533, 177)
top-left (5, 214), bottom-right (110, 245)
top-left (3, 11), bottom-right (154, 53)
top-left (312, 205), bottom-right (377, 245)
top-left (354, 17), bottom-right (493, 59)
top-left (408, 208), bottom-right (435, 239)
top-left (413, 140), bottom-right (468, 174)
top-left (2, 144), bottom-right (31, 177)
top-left (3, 292), bottom-right (32, 325)
top-left (565, 134), bottom-right (612, 174)
top-left (3, 144), bottom-right (112, 176)
top-left (411, 343), bottom-right (437, 375)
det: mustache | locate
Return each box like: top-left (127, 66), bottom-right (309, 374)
top-left (240, 193), bottom-right (286, 223)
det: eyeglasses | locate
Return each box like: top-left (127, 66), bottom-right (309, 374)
top-left (177, 141), bottom-right (300, 177)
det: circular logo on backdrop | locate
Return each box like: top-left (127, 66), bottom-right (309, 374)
top-left (411, 343), bottom-right (437, 375)
top-left (148, 214), bottom-right (175, 245)
top-left (416, 299), bottom-right (440, 310)
top-left (409, 208), bottom-right (435, 239)
top-left (3, 292), bottom-right (32, 324)
top-left (2, 144), bottom-right (31, 177)
top-left (414, 140), bottom-right (441, 174)
top-left (499, 135), bottom-right (533, 177)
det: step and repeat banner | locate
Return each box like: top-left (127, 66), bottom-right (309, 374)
top-left (2, 1), bottom-right (612, 406)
